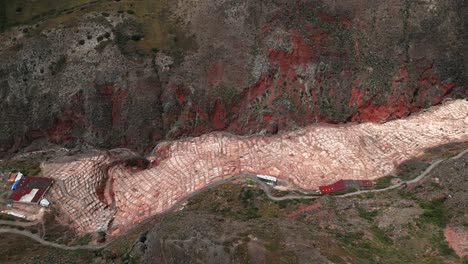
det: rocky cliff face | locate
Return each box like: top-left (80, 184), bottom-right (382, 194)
top-left (0, 0), bottom-right (466, 155)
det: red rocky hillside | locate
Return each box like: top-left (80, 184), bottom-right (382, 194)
top-left (0, 0), bottom-right (466, 155)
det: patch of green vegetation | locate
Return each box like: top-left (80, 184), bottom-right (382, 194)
top-left (49, 55), bottom-right (67, 75)
top-left (245, 179), bottom-right (256, 185)
top-left (257, 200), bottom-right (280, 218)
top-left (303, 12), bottom-right (334, 32)
top-left (429, 182), bottom-right (443, 190)
top-left (329, 26), bottom-right (354, 53)
top-left (215, 85), bottom-right (238, 105)
top-left (0, 160), bottom-right (41, 175)
top-left (335, 231), bottom-right (364, 245)
top-left (317, 96), bottom-right (351, 122)
top-left (327, 254), bottom-right (346, 264)
top-left (398, 189), bottom-right (417, 200)
top-left (277, 199), bottom-right (291, 209)
top-left (363, 54), bottom-right (397, 99)
top-left (430, 230), bottom-right (455, 256)
top-left (265, 242), bottom-right (285, 251)
top-left (397, 159), bottom-right (430, 181)
top-left (0, 214), bottom-right (17, 221)
top-left (357, 207), bottom-right (378, 222)
top-left (114, 28), bottom-right (130, 54)
top-left (1, 0), bottom-right (100, 31)
top-left (370, 225), bottom-right (392, 245)
top-left (375, 175), bottom-right (393, 189)
top-left (0, 233), bottom-right (96, 263)
top-left (71, 233), bottom-right (92, 246)
top-left (418, 198), bottom-right (447, 228)
top-left (165, 45), bottom-right (186, 66)
top-left (240, 188), bottom-right (260, 220)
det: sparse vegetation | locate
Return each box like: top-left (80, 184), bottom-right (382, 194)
top-left (71, 233), bottom-right (92, 246)
top-left (265, 242), bottom-right (285, 251)
top-left (49, 55), bottom-right (67, 75)
top-left (418, 198), bottom-right (447, 228)
top-left (0, 159), bottom-right (41, 175)
top-left (397, 159), bottom-right (430, 181)
top-left (375, 175), bottom-right (393, 189)
top-left (0, 2), bottom-right (7, 32)
top-left (357, 207), bottom-right (378, 221)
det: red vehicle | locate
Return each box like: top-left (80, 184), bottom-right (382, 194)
top-left (319, 179), bottom-right (373, 194)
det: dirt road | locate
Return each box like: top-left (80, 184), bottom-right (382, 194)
top-left (0, 227), bottom-right (107, 250)
top-left (0, 148), bottom-right (465, 251)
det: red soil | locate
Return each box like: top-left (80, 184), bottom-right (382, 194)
top-left (287, 200), bottom-right (321, 219)
top-left (349, 65), bottom-right (458, 122)
top-left (210, 99), bottom-right (227, 130)
top-left (444, 225), bottom-right (468, 258)
top-left (231, 73), bottom-right (273, 114)
top-left (207, 63), bottom-right (223, 86)
top-left (47, 110), bottom-right (84, 143)
top-left (418, 64), bottom-right (458, 104)
top-left (348, 85), bottom-right (364, 107)
top-left (96, 83), bottom-right (129, 127)
top-left (351, 95), bottom-right (409, 122)
top-left (175, 85), bottom-right (187, 104)
top-left (268, 34), bottom-right (312, 74)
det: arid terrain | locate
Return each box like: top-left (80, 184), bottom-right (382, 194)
top-left (1, 0), bottom-right (467, 155)
top-left (40, 99), bottom-right (468, 236)
top-left (0, 141), bottom-right (467, 263)
top-left (0, 0), bottom-right (467, 263)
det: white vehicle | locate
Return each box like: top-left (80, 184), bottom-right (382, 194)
top-left (256, 174), bottom-right (278, 183)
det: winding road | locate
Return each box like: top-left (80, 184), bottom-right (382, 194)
top-left (0, 219), bottom-right (40, 227)
top-left (0, 148), bottom-right (466, 251)
top-left (0, 227), bottom-right (108, 250)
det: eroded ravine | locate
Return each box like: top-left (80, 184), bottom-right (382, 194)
top-left (41, 99), bottom-right (468, 236)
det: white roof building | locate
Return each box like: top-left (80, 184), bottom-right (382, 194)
top-left (256, 174), bottom-right (278, 183)
top-left (40, 198), bottom-right (50, 207)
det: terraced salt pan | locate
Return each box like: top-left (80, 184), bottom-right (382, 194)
top-left (41, 99), bottom-right (468, 235)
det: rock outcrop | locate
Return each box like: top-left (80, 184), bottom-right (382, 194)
top-left (1, 0), bottom-right (467, 155)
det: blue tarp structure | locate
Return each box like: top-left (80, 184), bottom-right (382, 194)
top-left (11, 172), bottom-right (23, 190)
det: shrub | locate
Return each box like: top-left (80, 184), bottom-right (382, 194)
top-left (419, 198), bottom-right (447, 227)
top-left (357, 207), bottom-right (379, 221)
top-left (0, 160), bottom-right (41, 175)
top-left (375, 175), bottom-right (393, 189)
top-left (49, 55), bottom-right (67, 75)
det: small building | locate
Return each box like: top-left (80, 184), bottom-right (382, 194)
top-left (5, 211), bottom-right (26, 219)
top-left (9, 176), bottom-right (54, 204)
top-left (319, 179), bottom-right (373, 194)
top-left (11, 172), bottom-right (24, 190)
top-left (8, 172), bottom-right (18, 183)
top-left (256, 174), bottom-right (278, 184)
